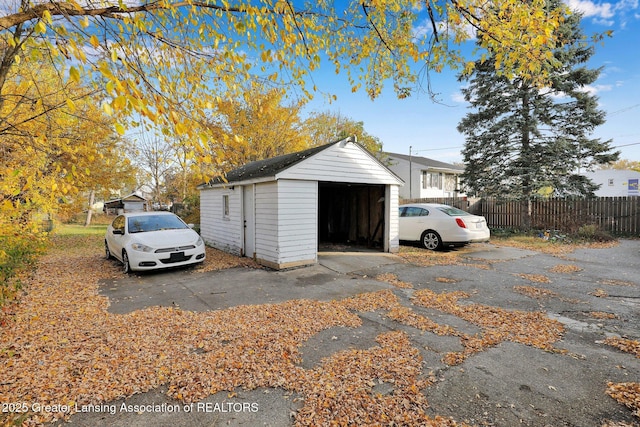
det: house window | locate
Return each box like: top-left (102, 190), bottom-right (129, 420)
top-left (608, 179), bottom-right (614, 186)
top-left (222, 195), bottom-right (230, 218)
top-left (444, 174), bottom-right (457, 191)
top-left (422, 171), bottom-right (443, 189)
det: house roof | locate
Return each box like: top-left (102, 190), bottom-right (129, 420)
top-left (385, 152), bottom-right (464, 172)
top-left (201, 137), bottom-right (354, 187)
top-left (104, 193), bottom-right (147, 206)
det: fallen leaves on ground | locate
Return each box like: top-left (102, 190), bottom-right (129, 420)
top-left (410, 288), bottom-right (565, 365)
top-left (590, 289), bottom-right (609, 298)
top-left (515, 273), bottom-right (552, 284)
top-left (599, 279), bottom-right (637, 287)
top-left (294, 331), bottom-right (460, 427)
top-left (493, 237), bottom-right (618, 255)
top-left (602, 421), bottom-right (637, 427)
top-left (606, 382), bottom-right (640, 419)
top-left (549, 264), bottom-right (582, 273)
top-left (435, 277), bottom-right (459, 283)
top-left (513, 286), bottom-right (585, 306)
top-left (589, 312), bottom-right (619, 320)
top-left (398, 247), bottom-right (463, 266)
top-left (195, 246), bottom-right (261, 272)
top-left (375, 274), bottom-right (565, 366)
top-left (374, 273), bottom-right (413, 289)
top-left (2, 237), bottom-right (467, 426)
top-left (386, 305), bottom-right (459, 338)
top-left (397, 246), bottom-right (489, 269)
top-left (603, 338), bottom-right (640, 418)
top-left (513, 286), bottom-right (559, 299)
top-left (604, 337), bottom-right (640, 358)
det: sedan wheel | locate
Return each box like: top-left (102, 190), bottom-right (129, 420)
top-left (105, 241), bottom-right (113, 260)
top-left (421, 230), bottom-right (442, 251)
top-left (122, 251), bottom-right (131, 274)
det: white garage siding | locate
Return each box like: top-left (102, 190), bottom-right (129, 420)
top-left (274, 180), bottom-right (317, 267)
top-left (279, 140), bottom-right (401, 185)
top-left (253, 180), bottom-right (317, 269)
top-left (387, 185), bottom-right (400, 253)
top-left (200, 187), bottom-right (242, 255)
top-left (254, 182), bottom-right (279, 265)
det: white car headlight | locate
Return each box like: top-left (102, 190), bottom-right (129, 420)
top-left (131, 242), bottom-right (154, 252)
top-left (196, 236), bottom-right (204, 246)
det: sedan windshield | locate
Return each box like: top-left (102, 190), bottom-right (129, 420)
top-left (437, 206), bottom-right (471, 216)
top-left (128, 215), bottom-right (188, 233)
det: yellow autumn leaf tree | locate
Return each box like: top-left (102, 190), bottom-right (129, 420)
top-left (0, 54), bottom-right (134, 302)
top-left (1, 0), bottom-right (567, 162)
top-left (200, 81), bottom-right (310, 173)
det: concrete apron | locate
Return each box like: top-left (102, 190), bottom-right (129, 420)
top-left (317, 251), bottom-right (404, 274)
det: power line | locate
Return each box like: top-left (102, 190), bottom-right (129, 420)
top-left (408, 105), bottom-right (640, 155)
top-left (609, 104), bottom-right (640, 116)
top-left (410, 141), bottom-right (640, 154)
top-left (412, 146), bottom-right (463, 153)
top-left (612, 141), bottom-right (640, 148)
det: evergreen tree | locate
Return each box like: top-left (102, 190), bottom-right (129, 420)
top-left (457, 0), bottom-right (619, 227)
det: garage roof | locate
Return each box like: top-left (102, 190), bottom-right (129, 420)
top-left (200, 137), bottom-right (402, 188)
top-left (211, 142), bottom-right (332, 185)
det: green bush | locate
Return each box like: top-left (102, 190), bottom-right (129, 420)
top-left (0, 227), bottom-right (47, 305)
top-left (576, 224), bottom-right (614, 242)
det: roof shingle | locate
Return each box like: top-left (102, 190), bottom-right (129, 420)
top-left (204, 140), bottom-right (341, 186)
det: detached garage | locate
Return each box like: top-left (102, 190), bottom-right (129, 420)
top-left (198, 137), bottom-right (404, 270)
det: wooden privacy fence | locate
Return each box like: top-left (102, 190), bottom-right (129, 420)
top-left (400, 197), bottom-right (640, 235)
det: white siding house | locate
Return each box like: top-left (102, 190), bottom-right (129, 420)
top-left (385, 152), bottom-right (465, 200)
top-left (199, 137), bottom-right (404, 270)
top-left (583, 169), bottom-right (640, 197)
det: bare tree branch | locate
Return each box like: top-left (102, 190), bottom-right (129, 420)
top-left (361, 3), bottom-right (394, 56)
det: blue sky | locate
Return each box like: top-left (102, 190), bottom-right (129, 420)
top-left (302, 0), bottom-right (640, 165)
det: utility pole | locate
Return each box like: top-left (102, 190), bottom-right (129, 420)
top-left (409, 146), bottom-right (412, 200)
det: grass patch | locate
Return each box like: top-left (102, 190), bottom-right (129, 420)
top-left (491, 233), bottom-right (618, 255)
top-left (55, 223), bottom-right (108, 236)
top-left (50, 224), bottom-right (107, 256)
top-left (491, 234), bottom-right (572, 255)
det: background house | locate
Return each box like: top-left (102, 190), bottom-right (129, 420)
top-left (385, 152), bottom-right (465, 200)
top-left (103, 193), bottom-right (148, 214)
top-left (583, 169), bottom-right (640, 197)
top-left (198, 137), bottom-right (404, 270)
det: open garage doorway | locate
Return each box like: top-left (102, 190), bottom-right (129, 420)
top-left (318, 182), bottom-right (386, 252)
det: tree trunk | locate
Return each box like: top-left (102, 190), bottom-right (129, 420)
top-left (520, 89), bottom-right (533, 230)
top-left (84, 190), bottom-right (95, 227)
top-left (182, 161), bottom-right (187, 201)
top-left (520, 198), bottom-right (532, 230)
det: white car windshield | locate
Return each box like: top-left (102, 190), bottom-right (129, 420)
top-left (437, 206), bottom-right (471, 216)
top-left (128, 215), bottom-right (188, 233)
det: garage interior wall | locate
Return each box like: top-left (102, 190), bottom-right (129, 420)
top-left (318, 182), bottom-right (385, 250)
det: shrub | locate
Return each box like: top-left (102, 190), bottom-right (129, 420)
top-left (0, 219), bottom-right (48, 305)
top-left (577, 224), bottom-right (614, 242)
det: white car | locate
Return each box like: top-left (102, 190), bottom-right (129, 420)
top-left (399, 203), bottom-right (490, 250)
top-left (105, 211), bottom-right (206, 273)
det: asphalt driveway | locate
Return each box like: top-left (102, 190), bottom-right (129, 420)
top-left (60, 240), bottom-right (639, 426)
